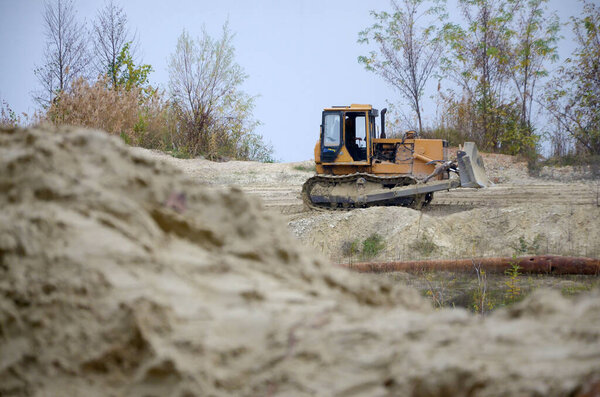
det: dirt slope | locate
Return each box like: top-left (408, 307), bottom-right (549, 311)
top-left (289, 204), bottom-right (600, 261)
top-left (1, 126), bottom-right (600, 396)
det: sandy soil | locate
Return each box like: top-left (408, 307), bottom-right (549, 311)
top-left (2, 127), bottom-right (600, 397)
top-left (131, 147), bottom-right (600, 262)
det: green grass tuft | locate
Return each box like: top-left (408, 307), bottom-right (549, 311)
top-left (362, 233), bottom-right (386, 259)
top-left (409, 234), bottom-right (438, 257)
top-left (293, 164), bottom-right (316, 172)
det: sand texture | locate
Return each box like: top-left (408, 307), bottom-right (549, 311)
top-left (1, 125), bottom-right (599, 396)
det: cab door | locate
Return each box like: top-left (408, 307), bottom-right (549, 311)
top-left (344, 111), bottom-right (369, 162)
top-left (321, 111), bottom-right (343, 163)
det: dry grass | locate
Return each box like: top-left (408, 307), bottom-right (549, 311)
top-left (47, 77), bottom-right (172, 150)
top-left (43, 76), bottom-right (273, 162)
top-left (1, 99), bottom-right (19, 128)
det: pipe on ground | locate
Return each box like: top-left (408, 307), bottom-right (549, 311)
top-left (339, 255), bottom-right (600, 275)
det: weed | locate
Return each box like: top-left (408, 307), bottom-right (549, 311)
top-left (561, 284), bottom-right (594, 297)
top-left (472, 260), bottom-right (494, 315)
top-left (119, 131), bottom-right (131, 145)
top-left (0, 99), bottom-right (20, 128)
top-left (46, 76), bottom-right (171, 150)
top-left (422, 271), bottom-right (456, 309)
top-left (44, 74), bottom-right (273, 162)
top-left (168, 148), bottom-right (191, 159)
top-left (341, 234), bottom-right (385, 260)
top-left (362, 233), bottom-right (385, 259)
top-left (504, 258), bottom-right (522, 305)
top-left (341, 239), bottom-right (361, 258)
top-left (409, 234), bottom-right (438, 257)
top-left (511, 234), bottom-right (544, 255)
top-left (293, 164), bottom-right (316, 172)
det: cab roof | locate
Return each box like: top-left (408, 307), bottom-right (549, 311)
top-left (324, 104), bottom-right (373, 111)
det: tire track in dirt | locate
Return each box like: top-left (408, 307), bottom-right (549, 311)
top-left (239, 185), bottom-right (305, 214)
top-left (240, 183), bottom-right (599, 215)
top-left (432, 184), bottom-right (598, 207)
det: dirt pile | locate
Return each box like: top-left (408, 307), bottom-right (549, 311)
top-left (129, 146), bottom-right (313, 187)
top-left (1, 125), bottom-right (600, 396)
top-left (540, 164), bottom-right (600, 182)
top-left (447, 148), bottom-right (531, 184)
top-left (289, 205), bottom-right (600, 261)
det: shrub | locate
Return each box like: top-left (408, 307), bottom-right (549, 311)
top-left (409, 234), bottom-right (438, 257)
top-left (341, 240), bottom-right (361, 257)
top-left (504, 260), bottom-right (522, 305)
top-left (362, 233), bottom-right (385, 259)
top-left (511, 234), bottom-right (544, 255)
top-left (46, 76), bottom-right (171, 151)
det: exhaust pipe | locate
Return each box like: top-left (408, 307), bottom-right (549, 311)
top-left (380, 108), bottom-right (387, 138)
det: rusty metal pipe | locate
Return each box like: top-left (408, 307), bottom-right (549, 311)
top-left (339, 255), bottom-right (600, 275)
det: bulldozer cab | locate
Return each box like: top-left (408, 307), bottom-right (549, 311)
top-left (320, 104), bottom-right (377, 164)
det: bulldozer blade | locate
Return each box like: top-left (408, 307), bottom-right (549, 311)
top-left (457, 142), bottom-right (490, 188)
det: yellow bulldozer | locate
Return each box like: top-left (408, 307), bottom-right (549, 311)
top-left (302, 104), bottom-right (490, 210)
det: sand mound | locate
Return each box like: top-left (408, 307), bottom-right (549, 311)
top-left (1, 125), bottom-right (599, 396)
top-left (289, 205), bottom-right (600, 261)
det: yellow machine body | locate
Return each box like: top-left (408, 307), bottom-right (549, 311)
top-left (313, 104), bottom-right (447, 179)
top-left (302, 104), bottom-right (487, 210)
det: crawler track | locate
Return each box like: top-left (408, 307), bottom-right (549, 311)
top-left (301, 173), bottom-right (433, 211)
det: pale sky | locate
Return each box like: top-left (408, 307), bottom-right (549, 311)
top-left (0, 0), bottom-right (586, 161)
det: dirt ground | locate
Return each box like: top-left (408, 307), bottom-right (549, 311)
top-left (131, 146), bottom-right (600, 263)
top-left (2, 126), bottom-right (600, 397)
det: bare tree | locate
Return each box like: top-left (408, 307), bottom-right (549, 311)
top-left (92, 0), bottom-right (138, 87)
top-left (543, 1), bottom-right (600, 155)
top-left (168, 24), bottom-right (266, 160)
top-left (359, 0), bottom-right (443, 134)
top-left (34, 0), bottom-right (89, 107)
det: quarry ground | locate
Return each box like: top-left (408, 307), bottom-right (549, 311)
top-left (133, 147), bottom-right (600, 260)
top-left (133, 147), bottom-right (600, 310)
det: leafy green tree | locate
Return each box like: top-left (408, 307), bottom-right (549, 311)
top-left (113, 42), bottom-right (153, 94)
top-left (441, 0), bottom-right (521, 151)
top-left (359, 0), bottom-right (444, 134)
top-left (543, 1), bottom-right (600, 155)
top-left (508, 0), bottom-right (559, 132)
top-left (440, 0), bottom-right (553, 155)
top-left (483, 97), bottom-right (538, 155)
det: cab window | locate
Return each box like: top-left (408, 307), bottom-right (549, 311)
top-left (323, 113), bottom-right (341, 147)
